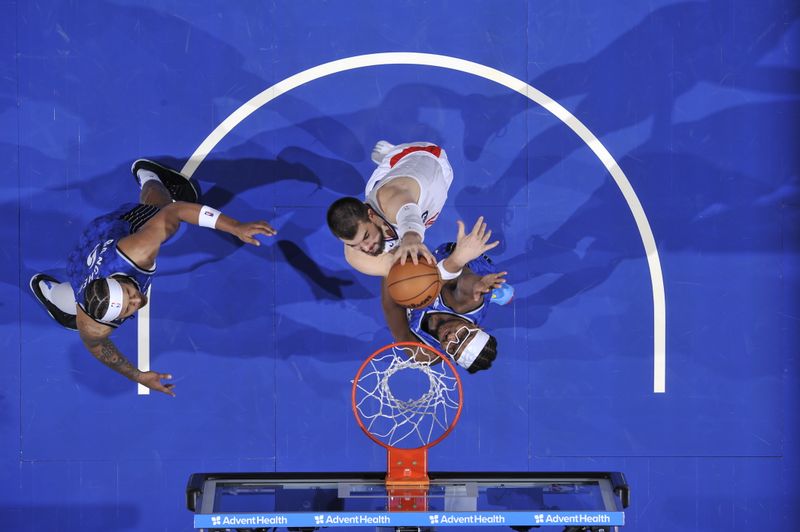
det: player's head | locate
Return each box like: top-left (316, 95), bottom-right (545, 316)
top-left (426, 313), bottom-right (498, 373)
top-left (327, 197), bottom-right (385, 256)
top-left (84, 276), bottom-right (148, 322)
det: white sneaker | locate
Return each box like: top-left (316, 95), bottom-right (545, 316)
top-left (489, 283), bottom-right (514, 305)
top-left (371, 140), bottom-right (396, 165)
top-left (29, 274), bottom-right (78, 330)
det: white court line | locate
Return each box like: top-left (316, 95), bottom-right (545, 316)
top-left (137, 286), bottom-right (151, 395)
top-left (139, 52), bottom-right (666, 394)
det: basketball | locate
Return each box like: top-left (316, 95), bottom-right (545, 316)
top-left (386, 260), bottom-right (441, 308)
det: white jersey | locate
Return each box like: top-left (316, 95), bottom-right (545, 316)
top-left (364, 142), bottom-right (453, 253)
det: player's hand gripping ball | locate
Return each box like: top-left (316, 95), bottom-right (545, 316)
top-left (386, 259), bottom-right (441, 308)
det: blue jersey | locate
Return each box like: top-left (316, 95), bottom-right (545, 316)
top-left (66, 203), bottom-right (159, 327)
top-left (407, 242), bottom-right (496, 348)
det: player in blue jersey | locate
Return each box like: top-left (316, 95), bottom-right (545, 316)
top-left (381, 217), bottom-right (512, 373)
top-left (30, 160), bottom-right (276, 396)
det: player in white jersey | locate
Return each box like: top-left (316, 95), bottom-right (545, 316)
top-left (326, 141), bottom-right (454, 276)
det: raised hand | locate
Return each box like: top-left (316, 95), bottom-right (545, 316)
top-left (393, 232), bottom-right (435, 266)
top-left (232, 220), bottom-right (277, 246)
top-left (449, 216), bottom-right (500, 268)
top-left (472, 271), bottom-right (508, 302)
top-left (137, 371), bottom-right (176, 397)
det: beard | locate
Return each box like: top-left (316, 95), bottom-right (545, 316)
top-left (365, 231), bottom-right (386, 256)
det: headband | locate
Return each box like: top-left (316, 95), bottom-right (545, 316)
top-left (100, 278), bottom-right (125, 322)
top-left (455, 329), bottom-right (491, 370)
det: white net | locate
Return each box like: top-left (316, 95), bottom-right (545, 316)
top-left (353, 344), bottom-right (462, 449)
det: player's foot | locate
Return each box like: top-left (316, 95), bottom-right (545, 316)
top-left (371, 140), bottom-right (396, 165)
top-left (489, 283), bottom-right (514, 305)
top-left (29, 274), bottom-right (78, 330)
top-left (131, 159), bottom-right (201, 203)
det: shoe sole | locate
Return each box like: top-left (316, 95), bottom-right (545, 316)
top-left (131, 159), bottom-right (201, 203)
top-left (29, 274), bottom-right (78, 331)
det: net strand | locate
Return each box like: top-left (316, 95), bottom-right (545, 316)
top-left (354, 346), bottom-right (460, 448)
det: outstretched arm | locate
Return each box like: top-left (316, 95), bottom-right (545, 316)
top-left (440, 216), bottom-right (500, 275)
top-left (378, 179), bottom-right (435, 266)
top-left (380, 278), bottom-right (417, 342)
top-left (392, 231), bottom-right (435, 267)
top-left (76, 308), bottom-right (176, 396)
top-left (435, 218), bottom-right (507, 312)
top-left (454, 271), bottom-right (508, 305)
top-left (118, 202), bottom-right (277, 268)
top-left (344, 244), bottom-right (397, 277)
top-left (380, 280), bottom-right (441, 365)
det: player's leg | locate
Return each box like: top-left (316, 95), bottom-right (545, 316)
top-left (139, 180), bottom-right (172, 208)
top-left (29, 273), bottom-right (78, 330)
top-left (131, 159), bottom-right (201, 206)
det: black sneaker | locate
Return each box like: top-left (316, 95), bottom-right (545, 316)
top-left (29, 274), bottom-right (78, 331)
top-left (131, 159), bottom-right (201, 203)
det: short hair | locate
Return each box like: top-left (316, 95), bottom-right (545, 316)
top-left (84, 276), bottom-right (133, 321)
top-left (84, 279), bottom-right (110, 320)
top-left (327, 197), bottom-right (370, 240)
top-left (466, 334), bottom-right (498, 374)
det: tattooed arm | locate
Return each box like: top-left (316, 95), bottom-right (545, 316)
top-left (76, 307), bottom-right (176, 396)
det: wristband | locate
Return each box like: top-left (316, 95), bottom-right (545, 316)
top-left (395, 202), bottom-right (425, 242)
top-left (198, 206), bottom-right (221, 228)
top-left (437, 259), bottom-right (462, 280)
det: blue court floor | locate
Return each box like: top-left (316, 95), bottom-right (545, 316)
top-left (1, 1), bottom-right (798, 530)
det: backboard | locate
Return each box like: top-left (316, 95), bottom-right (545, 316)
top-left (186, 471), bottom-right (629, 530)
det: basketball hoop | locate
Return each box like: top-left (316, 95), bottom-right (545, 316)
top-left (352, 342), bottom-right (463, 510)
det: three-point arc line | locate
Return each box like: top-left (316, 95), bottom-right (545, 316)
top-left (137, 52), bottom-right (666, 395)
